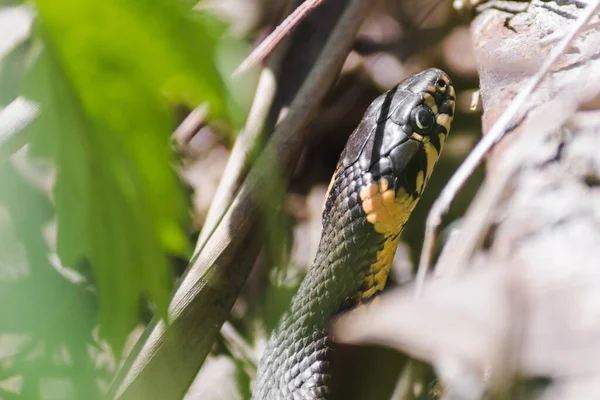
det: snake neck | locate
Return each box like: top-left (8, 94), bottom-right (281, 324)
top-left (253, 164), bottom-right (411, 400)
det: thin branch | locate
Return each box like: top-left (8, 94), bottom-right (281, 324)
top-left (171, 103), bottom-right (209, 149)
top-left (109, 1), bottom-right (370, 398)
top-left (414, 0), bottom-right (600, 295)
top-left (193, 49), bottom-right (286, 255)
top-left (233, 0), bottom-right (327, 76)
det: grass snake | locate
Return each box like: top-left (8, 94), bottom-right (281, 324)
top-left (252, 68), bottom-right (455, 400)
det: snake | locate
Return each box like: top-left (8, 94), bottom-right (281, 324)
top-left (252, 68), bottom-right (455, 399)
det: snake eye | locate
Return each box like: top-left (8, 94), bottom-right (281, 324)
top-left (410, 104), bottom-right (435, 134)
top-left (436, 79), bottom-right (447, 89)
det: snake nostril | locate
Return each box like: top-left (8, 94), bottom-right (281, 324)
top-left (436, 79), bottom-right (447, 89)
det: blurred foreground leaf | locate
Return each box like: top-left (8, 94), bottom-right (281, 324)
top-left (0, 164), bottom-right (100, 398)
top-left (20, 0), bottom-right (230, 351)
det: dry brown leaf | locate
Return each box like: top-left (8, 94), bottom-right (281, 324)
top-left (332, 267), bottom-right (511, 371)
top-left (334, 220), bottom-right (600, 379)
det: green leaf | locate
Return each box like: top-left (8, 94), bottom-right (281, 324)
top-left (33, 0), bottom-right (227, 118)
top-left (0, 162), bottom-right (53, 278)
top-left (0, 164), bottom-right (101, 398)
top-left (0, 37), bottom-right (30, 108)
top-left (21, 0), bottom-right (230, 351)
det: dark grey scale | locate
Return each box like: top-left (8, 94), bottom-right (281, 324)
top-left (309, 361), bottom-right (325, 378)
top-left (353, 270), bottom-right (367, 286)
top-left (319, 369), bottom-right (331, 384)
top-left (347, 241), bottom-right (361, 259)
top-left (342, 239), bottom-right (353, 254)
top-left (298, 356), bottom-right (311, 372)
top-left (361, 94), bottom-right (386, 126)
top-left (389, 139), bottom-right (421, 181)
top-left (432, 90), bottom-right (444, 107)
top-left (379, 174), bottom-right (395, 191)
top-left (388, 96), bottom-right (416, 127)
top-left (370, 121), bottom-right (411, 164)
top-left (434, 121), bottom-right (448, 136)
top-left (375, 86), bottom-right (397, 124)
top-left (391, 176), bottom-right (401, 195)
top-left (345, 165), bottom-right (360, 190)
top-left (338, 185), bottom-right (349, 202)
top-left (397, 147), bottom-right (428, 198)
top-left (313, 386), bottom-right (327, 397)
top-left (345, 165), bottom-right (356, 183)
top-left (429, 131), bottom-right (442, 154)
top-left (342, 106), bottom-right (386, 168)
top-left (438, 101), bottom-right (454, 117)
top-left (346, 191), bottom-right (359, 215)
top-left (347, 179), bottom-right (357, 196)
top-left (349, 219), bottom-right (361, 236)
top-left (290, 364), bottom-right (300, 380)
top-left (369, 156), bottom-right (393, 180)
top-left (431, 124), bottom-right (448, 156)
top-left (312, 385), bottom-right (328, 396)
top-left (304, 339), bottom-right (317, 356)
top-left (292, 376), bottom-right (302, 390)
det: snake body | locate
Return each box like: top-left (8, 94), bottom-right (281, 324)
top-left (252, 68), bottom-right (455, 399)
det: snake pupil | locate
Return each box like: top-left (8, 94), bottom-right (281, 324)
top-left (410, 105), bottom-right (435, 133)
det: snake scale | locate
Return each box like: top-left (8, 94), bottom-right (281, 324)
top-left (252, 68), bottom-right (455, 399)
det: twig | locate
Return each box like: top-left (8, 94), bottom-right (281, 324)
top-left (233, 0), bottom-right (327, 76)
top-left (0, 97), bottom-right (39, 162)
top-left (171, 103), bottom-right (209, 149)
top-left (109, 1), bottom-right (370, 398)
top-left (193, 52), bottom-right (285, 255)
top-left (414, 0), bottom-right (600, 295)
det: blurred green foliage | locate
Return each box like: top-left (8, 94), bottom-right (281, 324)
top-left (1, 0), bottom-right (242, 396)
top-left (28, 0), bottom-right (230, 351)
top-left (0, 164), bottom-right (100, 399)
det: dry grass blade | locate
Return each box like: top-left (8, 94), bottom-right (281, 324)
top-left (415, 0), bottom-right (600, 293)
top-left (233, 0), bottom-right (326, 76)
top-left (109, 1), bottom-right (370, 397)
top-left (172, 103), bottom-right (209, 149)
top-left (193, 60), bottom-right (282, 255)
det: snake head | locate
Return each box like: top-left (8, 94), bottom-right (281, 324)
top-left (342, 68), bottom-right (455, 171)
top-left (326, 69), bottom-right (455, 235)
top-left (339, 68), bottom-right (455, 196)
